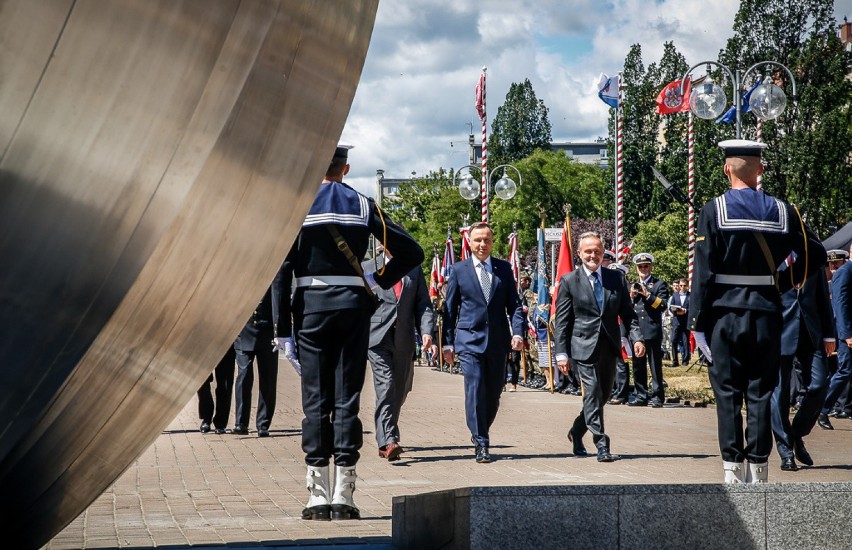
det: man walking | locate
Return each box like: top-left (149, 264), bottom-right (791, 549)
top-left (364, 246), bottom-right (436, 462)
top-left (442, 222), bottom-right (526, 464)
top-left (554, 232), bottom-right (645, 462)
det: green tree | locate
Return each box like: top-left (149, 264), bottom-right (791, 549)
top-left (629, 209), bottom-right (690, 285)
top-left (487, 79), bottom-right (553, 166)
top-left (719, 0), bottom-right (852, 234)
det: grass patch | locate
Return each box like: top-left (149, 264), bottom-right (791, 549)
top-left (663, 361), bottom-right (715, 404)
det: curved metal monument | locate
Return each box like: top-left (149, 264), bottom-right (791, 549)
top-left (0, 1), bottom-right (379, 546)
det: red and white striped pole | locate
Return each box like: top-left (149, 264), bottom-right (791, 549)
top-left (687, 111), bottom-right (695, 289)
top-left (755, 119), bottom-right (763, 191)
top-left (615, 73), bottom-right (624, 257)
top-left (480, 67), bottom-right (488, 223)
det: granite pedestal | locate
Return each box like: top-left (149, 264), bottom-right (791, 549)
top-left (392, 483), bottom-right (852, 549)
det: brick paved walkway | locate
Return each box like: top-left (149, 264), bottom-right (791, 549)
top-left (48, 361), bottom-right (852, 548)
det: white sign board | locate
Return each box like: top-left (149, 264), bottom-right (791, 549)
top-left (543, 227), bottom-right (563, 242)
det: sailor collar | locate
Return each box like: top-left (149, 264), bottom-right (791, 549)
top-left (303, 181), bottom-right (370, 227)
top-left (714, 189), bottom-right (788, 234)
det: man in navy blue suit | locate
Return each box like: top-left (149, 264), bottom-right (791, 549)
top-left (819, 249), bottom-right (852, 430)
top-left (442, 222), bottom-right (526, 463)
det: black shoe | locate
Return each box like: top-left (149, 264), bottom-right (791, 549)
top-left (199, 422), bottom-right (211, 433)
top-left (302, 505), bottom-right (331, 521)
top-left (214, 428), bottom-right (226, 434)
top-left (475, 445), bottom-right (492, 463)
top-left (793, 439), bottom-right (814, 466)
top-left (818, 414), bottom-right (834, 430)
top-left (649, 397), bottom-right (664, 408)
top-left (567, 431), bottom-right (588, 456)
top-left (608, 397), bottom-right (626, 405)
top-left (597, 446), bottom-right (614, 462)
top-left (837, 411), bottom-right (851, 419)
top-left (230, 425), bottom-right (249, 435)
top-left (627, 397), bottom-right (648, 407)
top-left (257, 429), bottom-right (270, 438)
top-left (780, 456), bottom-right (799, 471)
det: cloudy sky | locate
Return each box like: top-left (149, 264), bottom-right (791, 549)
top-left (340, 0), bottom-right (852, 196)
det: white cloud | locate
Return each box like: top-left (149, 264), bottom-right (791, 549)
top-left (342, 0), bottom-right (852, 196)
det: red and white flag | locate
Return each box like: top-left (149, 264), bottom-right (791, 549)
top-left (441, 235), bottom-right (455, 281)
top-left (655, 78), bottom-right (691, 115)
top-left (429, 253), bottom-right (441, 298)
top-left (460, 226), bottom-right (471, 261)
top-left (508, 230), bottom-right (520, 290)
top-left (474, 70), bottom-right (486, 120)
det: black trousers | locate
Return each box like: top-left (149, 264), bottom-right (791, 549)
top-left (571, 340), bottom-right (617, 450)
top-left (632, 337), bottom-right (664, 401)
top-left (197, 347), bottom-right (236, 430)
top-left (771, 324), bottom-right (829, 458)
top-left (709, 309), bottom-right (781, 463)
top-left (297, 307), bottom-right (371, 467)
top-left (612, 354), bottom-right (630, 399)
top-left (670, 321), bottom-right (691, 365)
top-left (505, 350), bottom-right (521, 386)
top-left (234, 342), bottom-right (278, 432)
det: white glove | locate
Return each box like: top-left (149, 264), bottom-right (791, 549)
top-left (273, 337), bottom-right (301, 375)
top-left (693, 331), bottom-right (712, 363)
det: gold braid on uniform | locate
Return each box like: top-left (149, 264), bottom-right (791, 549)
top-left (792, 204), bottom-right (807, 290)
top-left (375, 201), bottom-right (388, 276)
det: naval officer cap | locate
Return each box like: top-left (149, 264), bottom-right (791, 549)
top-left (603, 250), bottom-right (617, 261)
top-left (718, 139), bottom-right (768, 158)
top-left (333, 143), bottom-right (354, 160)
top-left (609, 262), bottom-right (629, 274)
top-left (827, 249), bottom-right (850, 262)
top-left (633, 252), bottom-right (655, 265)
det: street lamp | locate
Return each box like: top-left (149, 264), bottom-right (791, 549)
top-left (454, 163), bottom-right (522, 222)
top-left (680, 60), bottom-right (797, 137)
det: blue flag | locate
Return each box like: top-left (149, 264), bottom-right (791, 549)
top-left (597, 73), bottom-right (619, 109)
top-left (534, 228), bottom-right (550, 325)
top-left (716, 81), bottom-right (760, 124)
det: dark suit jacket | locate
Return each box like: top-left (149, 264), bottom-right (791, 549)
top-left (362, 259), bottom-right (435, 354)
top-left (780, 269), bottom-right (833, 356)
top-left (632, 275), bottom-right (669, 341)
top-left (442, 257), bottom-right (525, 356)
top-left (832, 261), bottom-right (852, 342)
top-left (235, 265), bottom-right (285, 351)
top-left (669, 291), bottom-right (690, 331)
top-left (554, 267), bottom-right (642, 363)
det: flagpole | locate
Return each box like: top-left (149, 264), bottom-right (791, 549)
top-left (480, 67), bottom-right (488, 223)
top-left (687, 111), bottom-right (695, 289)
top-left (547, 325), bottom-right (555, 394)
top-left (755, 119), bottom-right (763, 190)
top-left (615, 72), bottom-right (624, 260)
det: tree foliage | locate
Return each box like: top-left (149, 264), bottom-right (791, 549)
top-left (488, 79), bottom-right (553, 166)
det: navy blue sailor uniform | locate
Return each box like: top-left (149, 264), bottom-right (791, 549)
top-left (688, 188), bottom-right (826, 464)
top-left (630, 273), bottom-right (669, 403)
top-left (280, 180), bottom-right (423, 467)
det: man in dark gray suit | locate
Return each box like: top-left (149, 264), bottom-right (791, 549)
top-left (554, 232), bottom-right (644, 462)
top-left (364, 246), bottom-right (436, 462)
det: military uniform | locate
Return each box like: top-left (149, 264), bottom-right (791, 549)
top-left (280, 178), bottom-right (423, 468)
top-left (628, 253), bottom-right (669, 406)
top-left (689, 140), bottom-right (826, 480)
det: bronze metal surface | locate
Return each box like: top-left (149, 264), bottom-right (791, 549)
top-left (0, 1), bottom-right (378, 545)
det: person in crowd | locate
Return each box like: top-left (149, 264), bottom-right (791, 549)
top-left (554, 232), bottom-right (645, 463)
top-left (608, 262), bottom-right (632, 404)
top-left (197, 347), bottom-right (236, 434)
top-left (442, 222), bottom-right (526, 464)
top-left (233, 272), bottom-right (285, 438)
top-left (818, 248), bottom-right (852, 430)
top-left (506, 272), bottom-right (533, 392)
top-left (688, 139), bottom-right (826, 483)
top-left (626, 253), bottom-right (670, 408)
top-left (771, 259), bottom-right (835, 471)
top-left (363, 245), bottom-right (436, 461)
top-left (668, 278), bottom-right (691, 367)
top-left (278, 145), bottom-right (423, 521)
